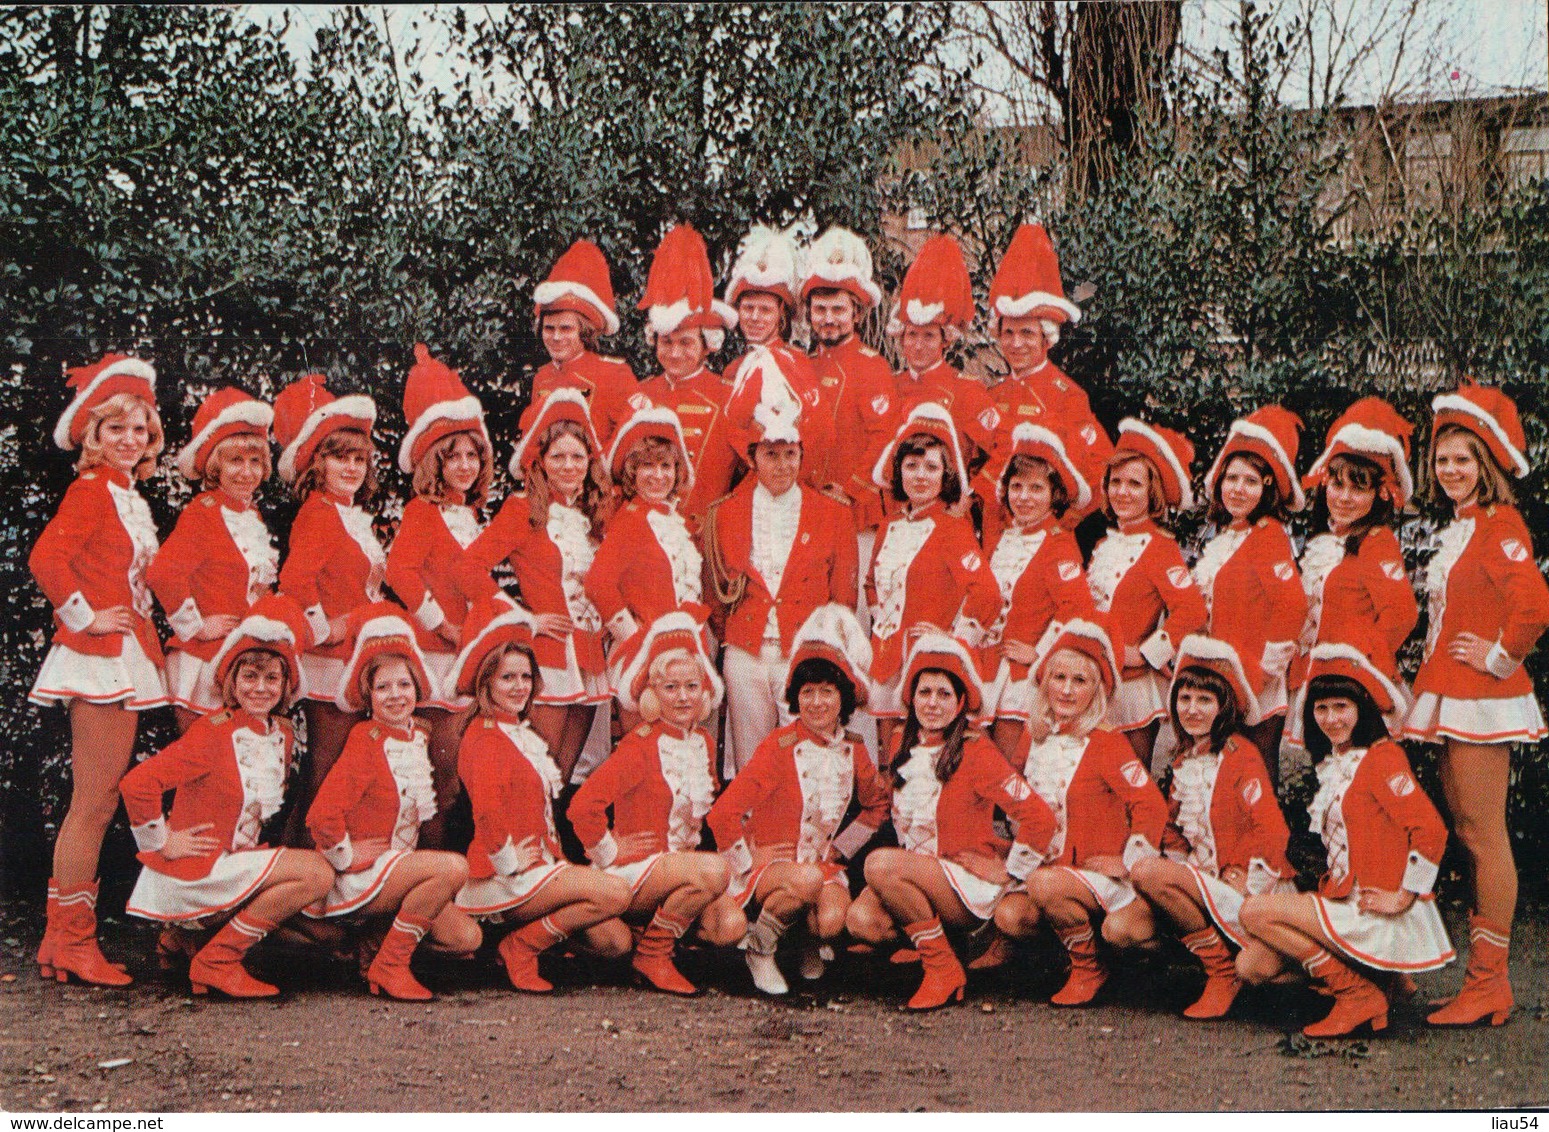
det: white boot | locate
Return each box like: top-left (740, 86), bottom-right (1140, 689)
top-left (742, 910), bottom-right (789, 995)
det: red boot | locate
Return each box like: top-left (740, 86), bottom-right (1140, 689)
top-left (50, 882), bottom-right (132, 987)
top-left (1051, 924), bottom-right (1106, 1006)
top-left (188, 914), bottom-right (279, 998)
top-left (1301, 948), bottom-right (1388, 1037)
top-left (366, 914), bottom-right (434, 1001)
top-left (904, 918), bottom-right (966, 1010)
top-left (1428, 915), bottom-right (1513, 1027)
top-left (37, 881), bottom-right (60, 979)
top-left (1181, 927), bottom-right (1240, 1020)
top-left (631, 910), bottom-right (697, 995)
top-left (499, 916), bottom-right (566, 993)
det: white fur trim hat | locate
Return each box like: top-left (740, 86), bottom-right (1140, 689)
top-left (176, 387), bottom-right (273, 480)
top-left (54, 354), bottom-right (157, 450)
top-left (800, 226), bottom-right (883, 310)
top-left (871, 402), bottom-right (970, 494)
top-left (784, 604), bottom-right (874, 708)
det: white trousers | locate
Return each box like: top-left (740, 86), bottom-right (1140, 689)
top-left (723, 642), bottom-right (791, 779)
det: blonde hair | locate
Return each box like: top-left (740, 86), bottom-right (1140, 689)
top-left (359, 651), bottom-right (427, 715)
top-left (219, 647), bottom-right (298, 713)
top-left (294, 428), bottom-right (378, 503)
top-left (1025, 648), bottom-right (1110, 742)
top-left (77, 392), bottom-right (164, 480)
top-left (637, 648), bottom-right (712, 725)
top-left (202, 433), bottom-right (272, 492)
top-left (619, 436), bottom-right (688, 502)
top-left (412, 429), bottom-right (492, 508)
top-left (1429, 423), bottom-right (1516, 509)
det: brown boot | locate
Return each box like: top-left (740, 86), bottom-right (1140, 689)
top-left (499, 916), bottom-right (566, 993)
top-left (1428, 915), bottom-right (1513, 1027)
top-left (966, 928), bottom-right (1013, 971)
top-left (50, 882), bottom-right (132, 987)
top-left (156, 926), bottom-right (209, 971)
top-left (1051, 923), bottom-right (1106, 1006)
top-left (632, 910), bottom-right (697, 995)
top-left (189, 914), bottom-right (279, 998)
top-left (1301, 948), bottom-right (1388, 1038)
top-left (365, 914), bottom-right (434, 1001)
top-left (904, 917), bottom-right (966, 1010)
top-left (1181, 927), bottom-right (1240, 1019)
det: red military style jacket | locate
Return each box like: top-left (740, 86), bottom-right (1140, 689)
top-left (640, 367), bottom-right (736, 527)
top-left (808, 334), bottom-right (895, 528)
top-left (981, 514), bottom-right (1094, 682)
top-left (1086, 518), bottom-right (1208, 679)
top-left (1292, 525), bottom-right (1418, 688)
top-left (307, 719), bottom-right (435, 873)
top-left (530, 350), bottom-right (644, 449)
top-left (278, 490), bottom-right (388, 660)
top-left (569, 721), bottom-right (720, 867)
top-left (1194, 518), bottom-right (1307, 703)
top-left (1160, 733), bottom-right (1293, 882)
top-left (1018, 727), bottom-right (1170, 868)
top-left (458, 714), bottom-right (566, 880)
top-left (385, 496), bottom-right (483, 655)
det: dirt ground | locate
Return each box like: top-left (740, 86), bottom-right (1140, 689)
top-left (2, 898), bottom-right (1545, 1113)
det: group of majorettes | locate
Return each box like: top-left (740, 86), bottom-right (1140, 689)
top-left (26, 221), bottom-right (1548, 1040)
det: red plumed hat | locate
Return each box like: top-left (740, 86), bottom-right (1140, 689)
top-left (273, 373), bottom-right (376, 484)
top-left (888, 234), bottom-right (975, 336)
top-left (1303, 396), bottom-right (1415, 508)
top-left (447, 595), bottom-right (540, 700)
top-left (53, 354), bottom-right (157, 450)
top-left (397, 343), bottom-right (488, 474)
top-left (1205, 405), bottom-right (1305, 512)
top-left (1033, 617), bottom-right (1121, 696)
top-left (800, 226), bottom-right (883, 310)
top-left (638, 224), bottom-right (737, 350)
top-left (1432, 381), bottom-right (1530, 479)
top-left (176, 387), bottom-right (273, 480)
top-left (988, 223), bottom-right (1081, 325)
top-left (1170, 634), bottom-right (1264, 725)
top-left (534, 239), bottom-right (620, 336)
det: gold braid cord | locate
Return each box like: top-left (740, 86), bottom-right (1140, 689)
top-left (701, 494), bottom-right (748, 609)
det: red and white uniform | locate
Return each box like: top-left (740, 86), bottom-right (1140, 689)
top-left (984, 361), bottom-right (1111, 518)
top-left (890, 733), bottom-right (1056, 919)
top-left (385, 496), bottom-right (484, 709)
top-left (149, 490), bottom-right (279, 712)
top-left (568, 720), bottom-right (719, 895)
top-left (1017, 727), bottom-right (1169, 912)
top-left (530, 351), bottom-right (644, 450)
top-left (980, 515), bottom-right (1094, 721)
top-left (305, 719), bottom-right (437, 917)
top-left (462, 493), bottom-right (608, 706)
top-left (29, 467), bottom-right (168, 710)
top-left (865, 500), bottom-right (1000, 717)
top-left (707, 720), bottom-right (889, 905)
top-left (891, 362), bottom-right (1000, 472)
top-left (808, 335), bottom-right (895, 529)
top-left (639, 367), bottom-right (735, 528)
top-left (1085, 519), bottom-right (1207, 730)
top-left (1305, 740), bottom-right (1453, 971)
top-left (1160, 734), bottom-right (1295, 944)
top-left (278, 490), bottom-right (388, 701)
top-left (584, 499), bottom-right (706, 691)
top-left (709, 480), bottom-right (859, 773)
top-left (121, 709), bottom-right (293, 924)
top-left (1192, 518), bottom-right (1307, 719)
top-left (1288, 525), bottom-right (1417, 744)
top-left (1403, 503), bottom-right (1549, 745)
top-left (454, 714), bottom-right (571, 919)
top-left (722, 344), bottom-right (835, 483)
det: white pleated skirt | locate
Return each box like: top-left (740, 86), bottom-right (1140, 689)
top-left (604, 852), bottom-right (665, 897)
top-left (939, 859), bottom-right (1008, 921)
top-left (1058, 864), bottom-right (1138, 913)
top-left (1186, 866), bottom-right (1297, 947)
top-left (1107, 669), bottom-right (1170, 732)
top-left (299, 653), bottom-right (347, 703)
top-left (1401, 691), bottom-right (1547, 746)
top-left (456, 861), bottom-right (571, 921)
top-left (30, 636), bottom-right (169, 711)
top-left (306, 849), bottom-right (413, 918)
top-left (1312, 891), bottom-right (1455, 972)
top-left (537, 634), bottom-right (610, 707)
top-left (164, 649), bottom-right (221, 714)
top-left (984, 659), bottom-right (1033, 723)
top-left (125, 848), bottom-right (284, 926)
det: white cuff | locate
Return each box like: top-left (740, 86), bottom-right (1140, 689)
top-left (587, 831), bottom-right (618, 868)
top-left (1260, 640), bottom-right (1296, 678)
top-left (167, 596), bottom-right (204, 641)
top-left (1138, 628), bottom-right (1174, 670)
top-left (414, 593), bottom-right (446, 633)
top-left (1484, 642), bottom-right (1520, 681)
top-left (304, 604), bottom-right (331, 646)
top-left (490, 836), bottom-right (521, 876)
top-left (952, 617), bottom-right (986, 649)
top-left (607, 610), bottom-right (640, 641)
top-left (321, 834), bottom-right (354, 872)
top-left (722, 840), bottom-right (753, 878)
top-left (131, 816), bottom-right (168, 853)
top-left (1164, 847), bottom-right (1190, 864)
top-left (830, 821), bottom-right (877, 860)
top-left (1402, 850), bottom-right (1440, 895)
top-left (1121, 834), bottom-right (1160, 873)
top-left (1246, 857), bottom-right (1282, 896)
top-left (57, 591), bottom-right (96, 634)
top-left (1005, 842), bottom-right (1044, 882)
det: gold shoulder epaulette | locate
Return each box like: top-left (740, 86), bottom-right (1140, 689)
top-left (210, 709), bottom-right (232, 726)
top-left (777, 729), bottom-right (799, 748)
top-left (369, 725), bottom-right (383, 740)
top-left (635, 723), bottom-right (654, 737)
top-left (201, 494), bottom-right (217, 508)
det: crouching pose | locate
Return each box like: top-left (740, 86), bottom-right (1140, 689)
top-left (1238, 645), bottom-right (1453, 1037)
top-left (707, 605), bottom-right (890, 995)
top-left (305, 608), bottom-right (482, 1000)
top-left (568, 613), bottom-right (744, 995)
top-left (450, 597), bottom-right (632, 992)
top-left (995, 619), bottom-right (1169, 1007)
top-left (120, 597), bottom-right (334, 997)
top-left (846, 633), bottom-right (1056, 1011)
top-left (1127, 635), bottom-right (1295, 1020)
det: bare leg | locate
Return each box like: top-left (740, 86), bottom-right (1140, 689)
top-left (627, 851), bottom-right (729, 926)
top-left (506, 865), bottom-right (631, 936)
top-left (862, 848), bottom-right (977, 930)
top-left (844, 887), bottom-right (898, 944)
top-left (1128, 856), bottom-right (1210, 934)
top-left (54, 701), bottom-right (139, 884)
top-left (240, 850), bottom-right (337, 924)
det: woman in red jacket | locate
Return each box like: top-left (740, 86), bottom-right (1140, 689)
top-left (386, 344), bottom-right (493, 843)
top-left (584, 407), bottom-right (707, 726)
top-left (1289, 397), bottom-right (1420, 749)
top-left (1087, 420), bottom-right (1208, 768)
top-left (151, 387), bottom-right (279, 733)
top-left (1239, 646), bottom-right (1453, 1037)
top-left (29, 355), bottom-right (168, 986)
top-left (846, 633), bottom-right (1056, 1011)
top-left (568, 614), bottom-right (743, 995)
top-left (1127, 635), bottom-right (1295, 1020)
top-left (305, 609), bottom-right (481, 1000)
top-left (1403, 384), bottom-right (1549, 1027)
top-left (273, 374), bottom-right (385, 829)
top-left (707, 604), bottom-right (889, 995)
top-left (980, 421), bottom-right (1095, 758)
top-left (462, 389), bottom-right (612, 781)
top-left (120, 596), bottom-right (334, 997)
top-left (995, 619), bottom-right (1170, 1007)
top-left (449, 598), bottom-right (631, 993)
top-left (864, 404), bottom-right (1001, 755)
top-left (1194, 407), bottom-right (1309, 778)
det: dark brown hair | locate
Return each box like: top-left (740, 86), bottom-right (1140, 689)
top-left (1169, 665), bottom-right (1243, 754)
top-left (891, 667), bottom-right (972, 787)
top-left (1308, 453), bottom-right (1394, 554)
top-left (999, 453), bottom-right (1069, 521)
top-left (1209, 451), bottom-right (1284, 525)
top-left (890, 434), bottom-right (962, 506)
top-left (1302, 674), bottom-right (1389, 759)
top-left (524, 419), bottom-right (611, 536)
